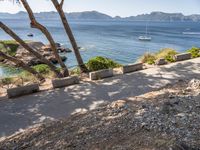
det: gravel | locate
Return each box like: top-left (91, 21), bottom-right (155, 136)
top-left (0, 79), bottom-right (200, 150)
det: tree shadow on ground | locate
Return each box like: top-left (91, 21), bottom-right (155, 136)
top-left (0, 60), bottom-right (199, 137)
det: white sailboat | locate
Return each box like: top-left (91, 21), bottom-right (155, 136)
top-left (138, 23), bottom-right (152, 41)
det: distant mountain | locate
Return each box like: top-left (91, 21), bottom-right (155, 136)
top-left (0, 11), bottom-right (200, 22)
top-left (123, 12), bottom-right (200, 22)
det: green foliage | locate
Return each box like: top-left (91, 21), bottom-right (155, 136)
top-left (0, 77), bottom-right (13, 86)
top-left (19, 71), bottom-right (37, 83)
top-left (138, 48), bottom-right (178, 65)
top-left (139, 53), bottom-right (156, 65)
top-left (32, 64), bottom-right (51, 74)
top-left (0, 40), bottom-right (19, 56)
top-left (187, 47), bottom-right (200, 58)
top-left (155, 48), bottom-right (178, 62)
top-left (70, 67), bottom-right (81, 75)
top-left (87, 56), bottom-right (121, 71)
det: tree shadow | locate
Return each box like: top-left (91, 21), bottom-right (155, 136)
top-left (0, 60), bottom-right (199, 137)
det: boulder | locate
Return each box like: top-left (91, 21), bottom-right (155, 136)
top-left (48, 56), bottom-right (58, 64)
top-left (47, 56), bottom-right (67, 64)
top-left (89, 69), bottom-right (113, 80)
top-left (57, 47), bottom-right (72, 53)
top-left (156, 58), bottom-right (167, 65)
top-left (42, 45), bottom-right (52, 52)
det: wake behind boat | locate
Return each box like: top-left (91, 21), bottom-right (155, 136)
top-left (182, 32), bottom-right (200, 35)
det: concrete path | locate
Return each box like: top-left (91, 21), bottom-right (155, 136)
top-left (0, 58), bottom-right (200, 138)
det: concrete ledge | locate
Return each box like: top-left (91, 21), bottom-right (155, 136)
top-left (156, 58), bottom-right (167, 65)
top-left (7, 84), bottom-right (39, 98)
top-left (174, 53), bottom-right (191, 61)
top-left (52, 76), bottom-right (79, 88)
top-left (120, 63), bottom-right (143, 74)
top-left (89, 69), bottom-right (113, 80)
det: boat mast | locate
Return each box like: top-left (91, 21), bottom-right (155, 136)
top-left (145, 22), bottom-right (148, 36)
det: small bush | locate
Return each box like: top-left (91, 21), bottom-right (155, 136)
top-left (0, 77), bottom-right (13, 86)
top-left (87, 56), bottom-right (121, 71)
top-left (139, 53), bottom-right (156, 65)
top-left (155, 48), bottom-right (178, 63)
top-left (19, 71), bottom-right (37, 83)
top-left (0, 40), bottom-right (19, 56)
top-left (32, 64), bottom-right (51, 74)
top-left (70, 67), bottom-right (81, 75)
top-left (187, 47), bottom-right (200, 58)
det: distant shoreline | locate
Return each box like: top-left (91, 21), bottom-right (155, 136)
top-left (0, 11), bottom-right (200, 22)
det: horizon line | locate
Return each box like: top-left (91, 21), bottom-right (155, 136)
top-left (1, 10), bottom-right (200, 18)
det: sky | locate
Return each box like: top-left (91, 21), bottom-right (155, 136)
top-left (0, 0), bottom-right (200, 17)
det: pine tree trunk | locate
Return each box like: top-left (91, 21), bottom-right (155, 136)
top-left (51, 0), bottom-right (89, 73)
top-left (0, 51), bottom-right (45, 82)
top-left (0, 21), bottom-right (62, 78)
top-left (21, 0), bottom-right (69, 77)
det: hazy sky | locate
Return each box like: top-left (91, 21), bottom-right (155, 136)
top-left (0, 0), bottom-right (200, 17)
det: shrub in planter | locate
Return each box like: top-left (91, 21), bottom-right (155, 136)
top-left (87, 56), bottom-right (121, 71)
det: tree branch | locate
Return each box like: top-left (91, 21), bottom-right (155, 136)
top-left (60, 0), bottom-right (64, 8)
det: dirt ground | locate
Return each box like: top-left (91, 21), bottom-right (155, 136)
top-left (0, 79), bottom-right (200, 150)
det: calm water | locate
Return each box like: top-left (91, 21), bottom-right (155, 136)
top-left (0, 18), bottom-right (200, 76)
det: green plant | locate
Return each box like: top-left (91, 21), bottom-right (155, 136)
top-left (0, 77), bottom-right (13, 86)
top-left (32, 64), bottom-right (51, 74)
top-left (19, 71), bottom-right (37, 82)
top-left (0, 40), bottom-right (19, 56)
top-left (87, 56), bottom-right (121, 71)
top-left (138, 53), bottom-right (156, 65)
top-left (187, 47), bottom-right (200, 58)
top-left (155, 48), bottom-right (178, 62)
top-left (70, 67), bottom-right (81, 75)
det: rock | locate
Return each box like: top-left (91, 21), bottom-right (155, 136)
top-left (188, 79), bottom-right (200, 90)
top-left (57, 47), bottom-right (72, 53)
top-left (110, 100), bottom-right (127, 109)
top-left (171, 142), bottom-right (197, 150)
top-left (61, 56), bottom-right (67, 62)
top-left (42, 45), bottom-right (52, 52)
top-left (55, 43), bottom-right (61, 48)
top-left (156, 58), bottom-right (167, 65)
top-left (28, 57), bottom-right (43, 66)
top-left (47, 56), bottom-right (67, 64)
top-left (48, 57), bottom-right (58, 64)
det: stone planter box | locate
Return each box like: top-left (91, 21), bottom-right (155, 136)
top-left (120, 63), bottom-right (143, 74)
top-left (7, 83), bottom-right (39, 98)
top-left (89, 69), bottom-right (113, 80)
top-left (174, 53), bottom-right (191, 61)
top-left (156, 58), bottom-right (167, 65)
top-left (52, 76), bottom-right (79, 88)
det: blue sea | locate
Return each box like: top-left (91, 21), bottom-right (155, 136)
top-left (0, 18), bottom-right (200, 76)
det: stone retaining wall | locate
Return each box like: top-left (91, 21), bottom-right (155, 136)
top-left (120, 63), bottom-right (143, 74)
top-left (52, 76), bottom-right (79, 88)
top-left (174, 53), bottom-right (191, 61)
top-left (7, 83), bottom-right (39, 98)
top-left (89, 69), bottom-right (113, 80)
